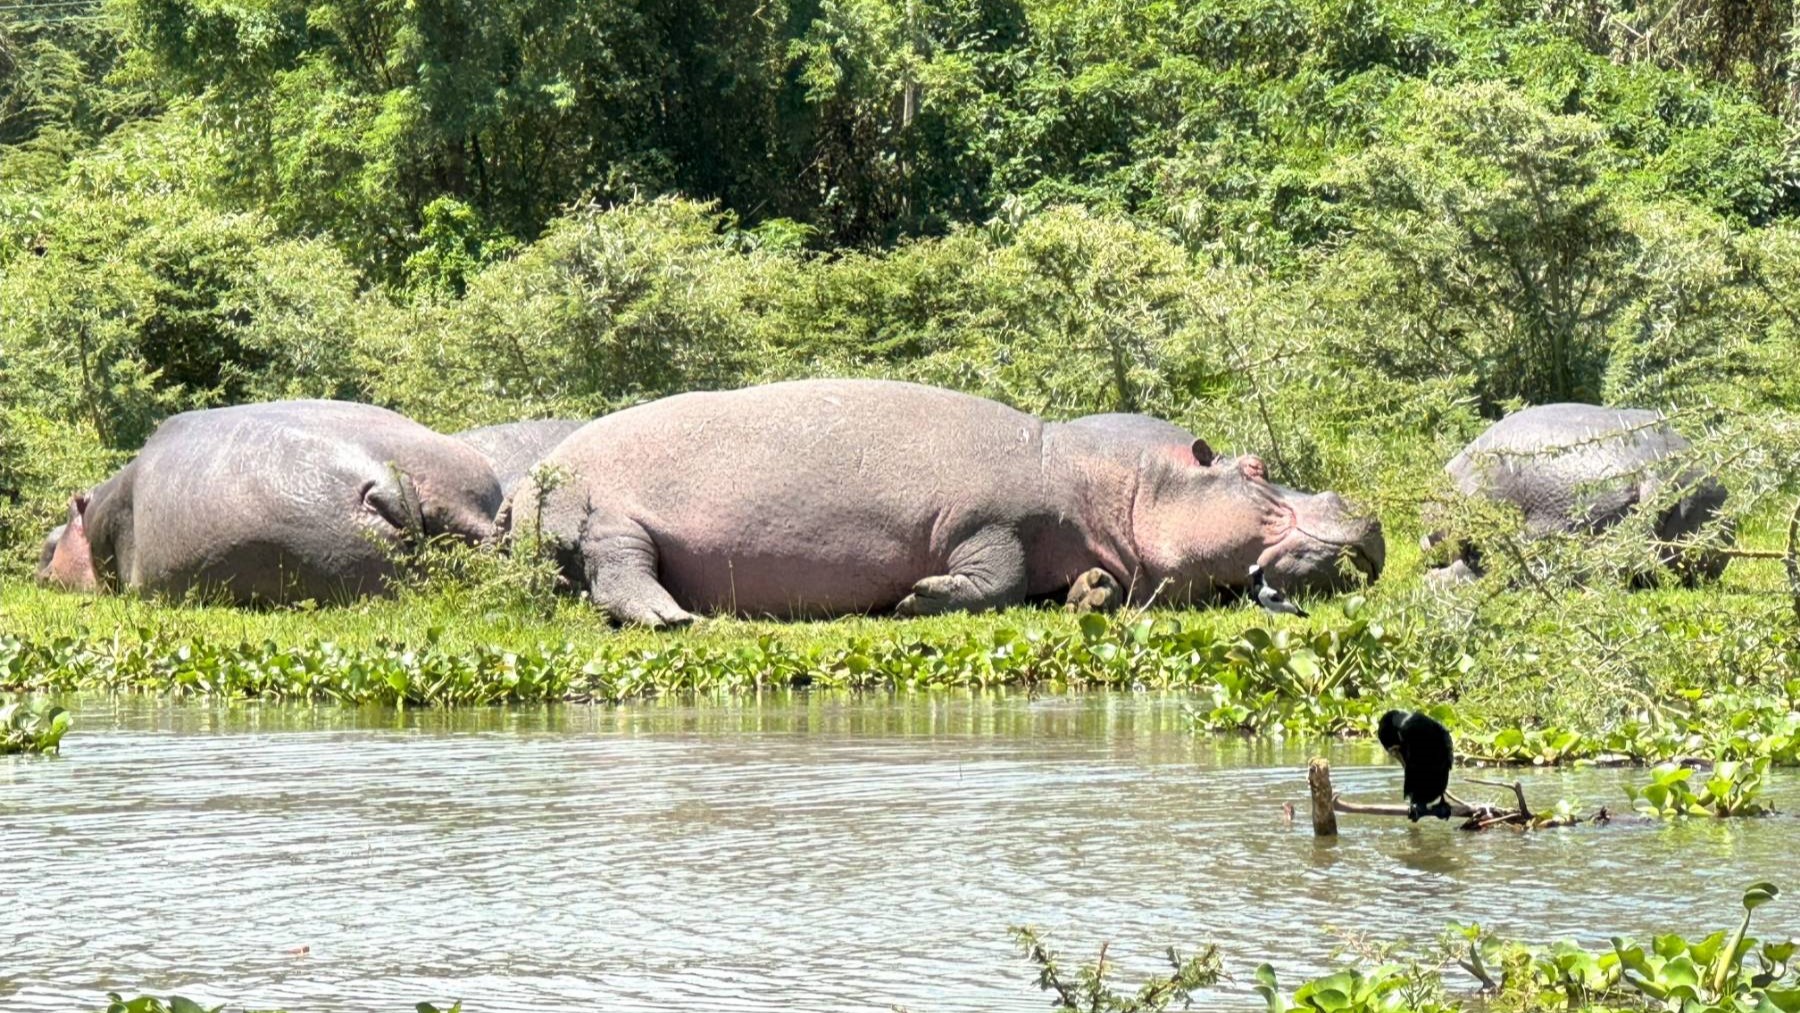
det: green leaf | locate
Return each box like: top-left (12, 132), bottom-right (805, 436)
top-left (1745, 883), bottom-right (1780, 912)
top-left (1664, 955), bottom-right (1702, 988)
top-left (1306, 987), bottom-right (1350, 1012)
top-left (1254, 963), bottom-right (1286, 1013)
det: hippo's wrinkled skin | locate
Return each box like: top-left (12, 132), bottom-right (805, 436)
top-left (505, 379), bottom-right (1384, 626)
top-left (1429, 403), bottom-right (1728, 584)
top-left (454, 420), bottom-right (586, 497)
top-left (37, 400), bottom-right (502, 604)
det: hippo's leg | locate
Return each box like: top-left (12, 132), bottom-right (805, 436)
top-left (1064, 568), bottom-right (1123, 614)
top-left (579, 514), bottom-right (695, 628)
top-left (1424, 559), bottom-right (1480, 588)
top-left (896, 527), bottom-right (1028, 617)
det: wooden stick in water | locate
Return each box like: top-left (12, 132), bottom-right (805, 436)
top-left (1307, 758), bottom-right (1338, 837)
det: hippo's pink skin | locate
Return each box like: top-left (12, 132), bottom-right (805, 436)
top-left (37, 400), bottom-right (501, 604)
top-left (507, 380), bottom-right (1383, 626)
top-left (37, 511), bottom-right (94, 591)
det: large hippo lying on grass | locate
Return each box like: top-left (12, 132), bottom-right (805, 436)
top-left (37, 400), bottom-right (502, 604)
top-left (454, 419), bottom-right (586, 496)
top-left (504, 379), bottom-right (1384, 626)
top-left (1427, 403), bottom-right (1728, 584)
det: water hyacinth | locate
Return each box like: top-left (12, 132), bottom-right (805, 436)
top-left (0, 698), bottom-right (70, 755)
top-left (0, 618), bottom-right (1349, 708)
top-left (4, 609), bottom-right (1798, 769)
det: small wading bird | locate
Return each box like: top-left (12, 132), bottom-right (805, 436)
top-left (1247, 564), bottom-right (1308, 618)
top-left (1378, 709), bottom-right (1455, 822)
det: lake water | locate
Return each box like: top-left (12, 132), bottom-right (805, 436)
top-left (3, 692), bottom-right (1797, 1011)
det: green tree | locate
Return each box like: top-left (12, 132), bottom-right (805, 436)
top-left (1330, 81), bottom-right (1639, 407)
top-left (370, 198), bottom-right (785, 428)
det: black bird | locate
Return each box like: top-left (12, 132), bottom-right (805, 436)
top-left (1377, 709), bottom-right (1455, 821)
top-left (1247, 564), bottom-right (1308, 618)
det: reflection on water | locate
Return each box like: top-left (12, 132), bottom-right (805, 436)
top-left (2, 691), bottom-right (1797, 1012)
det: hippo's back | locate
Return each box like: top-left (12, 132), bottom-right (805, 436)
top-left (455, 419), bottom-right (586, 496)
top-left (118, 400), bottom-right (501, 602)
top-left (1446, 403), bottom-right (1692, 533)
top-left (533, 379), bottom-right (1047, 615)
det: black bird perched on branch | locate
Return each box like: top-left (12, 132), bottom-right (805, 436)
top-left (1377, 709), bottom-right (1455, 821)
top-left (1247, 564), bottom-right (1308, 618)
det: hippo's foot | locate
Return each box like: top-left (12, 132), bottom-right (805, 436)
top-left (1064, 568), bottom-right (1123, 614)
top-left (896, 572), bottom-right (1025, 617)
top-left (896, 531), bottom-right (1029, 617)
top-left (593, 592), bottom-right (695, 629)
top-left (581, 517), bottom-right (696, 628)
top-left (635, 604), bottom-right (696, 629)
top-left (897, 575), bottom-right (984, 616)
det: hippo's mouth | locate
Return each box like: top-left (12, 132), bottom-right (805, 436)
top-left (1268, 539), bottom-right (1382, 578)
top-left (1257, 518), bottom-right (1386, 594)
top-left (1340, 542), bottom-right (1383, 582)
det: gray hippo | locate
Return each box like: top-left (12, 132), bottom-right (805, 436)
top-left (453, 419), bottom-right (586, 497)
top-left (1428, 403), bottom-right (1728, 584)
top-left (503, 379), bottom-right (1384, 626)
top-left (37, 400), bottom-right (502, 604)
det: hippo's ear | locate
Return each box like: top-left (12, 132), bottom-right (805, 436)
top-left (1190, 439), bottom-right (1215, 467)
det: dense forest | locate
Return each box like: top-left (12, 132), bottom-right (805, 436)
top-left (4, 0), bottom-right (1800, 566)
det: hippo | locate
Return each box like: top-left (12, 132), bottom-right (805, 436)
top-left (453, 419), bottom-right (586, 497)
top-left (503, 379), bottom-right (1384, 626)
top-left (1427, 403), bottom-right (1728, 584)
top-left (37, 524), bottom-right (64, 575)
top-left (36, 400), bottom-right (502, 604)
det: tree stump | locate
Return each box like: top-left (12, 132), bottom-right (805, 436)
top-left (1307, 758), bottom-right (1338, 837)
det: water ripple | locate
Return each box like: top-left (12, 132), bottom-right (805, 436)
top-left (1, 693), bottom-right (1796, 1012)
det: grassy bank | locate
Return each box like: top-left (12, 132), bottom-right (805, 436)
top-left (3, 527), bottom-right (1797, 766)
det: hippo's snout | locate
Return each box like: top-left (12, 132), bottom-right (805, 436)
top-left (1308, 518), bottom-right (1385, 593)
top-left (1340, 535), bottom-right (1384, 584)
top-left (1260, 495), bottom-right (1386, 595)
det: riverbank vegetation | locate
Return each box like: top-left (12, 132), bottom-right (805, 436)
top-left (1016, 882), bottom-right (1798, 1013)
top-left (3, 1), bottom-right (1800, 751)
top-left (6, 0), bottom-right (1800, 541)
top-left (5, 558), bottom-right (1797, 771)
top-left (0, 698), bottom-right (68, 754)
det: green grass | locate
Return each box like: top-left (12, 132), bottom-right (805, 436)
top-left (3, 512), bottom-right (1795, 763)
top-left (8, 487), bottom-right (1789, 656)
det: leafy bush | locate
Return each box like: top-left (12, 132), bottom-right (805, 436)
top-left (370, 198), bottom-right (785, 429)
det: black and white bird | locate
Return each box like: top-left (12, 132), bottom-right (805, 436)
top-left (1247, 564), bottom-right (1308, 618)
top-left (1377, 709), bottom-right (1455, 822)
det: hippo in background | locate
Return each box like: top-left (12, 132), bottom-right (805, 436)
top-left (454, 420), bottom-right (586, 497)
top-left (503, 379), bottom-right (1384, 626)
top-left (38, 524), bottom-right (64, 576)
top-left (1426, 403), bottom-right (1729, 585)
top-left (37, 400), bottom-right (502, 604)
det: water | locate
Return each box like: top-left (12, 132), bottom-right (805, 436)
top-left (3, 692), bottom-right (1798, 1012)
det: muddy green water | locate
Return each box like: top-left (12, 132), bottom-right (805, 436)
top-left (3, 691), bottom-right (1798, 1012)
